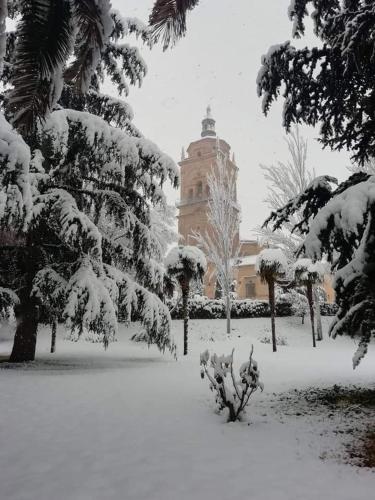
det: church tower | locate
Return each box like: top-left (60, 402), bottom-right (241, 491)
top-left (177, 106), bottom-right (238, 298)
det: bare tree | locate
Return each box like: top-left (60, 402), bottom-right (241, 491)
top-left (193, 154), bottom-right (240, 335)
top-left (256, 126), bottom-right (314, 259)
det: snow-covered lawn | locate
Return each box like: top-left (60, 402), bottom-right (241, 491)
top-left (0, 317), bottom-right (374, 500)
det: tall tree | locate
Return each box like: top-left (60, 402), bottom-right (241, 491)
top-left (0, 4), bottom-right (178, 362)
top-left (256, 126), bottom-right (314, 259)
top-left (165, 245), bottom-right (206, 355)
top-left (293, 259), bottom-right (325, 347)
top-left (192, 154), bottom-right (240, 335)
top-left (256, 249), bottom-right (288, 352)
top-left (258, 1), bottom-right (375, 367)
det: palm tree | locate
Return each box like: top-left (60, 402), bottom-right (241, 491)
top-left (256, 249), bottom-right (288, 352)
top-left (4, 0), bottom-right (112, 136)
top-left (165, 245), bottom-right (206, 355)
top-left (149, 0), bottom-right (199, 49)
top-left (293, 259), bottom-right (325, 348)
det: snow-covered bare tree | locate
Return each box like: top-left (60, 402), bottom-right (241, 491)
top-left (255, 126), bottom-right (314, 260)
top-left (192, 155), bottom-right (240, 334)
top-left (256, 249), bottom-right (288, 352)
top-left (165, 245), bottom-right (206, 355)
top-left (257, 1), bottom-right (375, 367)
top-left (0, 4), bottom-right (179, 362)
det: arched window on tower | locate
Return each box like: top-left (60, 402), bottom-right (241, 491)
top-left (205, 185), bottom-right (210, 198)
top-left (197, 181), bottom-right (203, 198)
top-left (188, 188), bottom-right (193, 200)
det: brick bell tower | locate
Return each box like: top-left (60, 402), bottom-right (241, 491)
top-left (177, 106), bottom-right (239, 298)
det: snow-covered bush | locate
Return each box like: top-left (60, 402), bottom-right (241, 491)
top-left (165, 245), bottom-right (207, 355)
top-left (259, 335), bottom-right (288, 346)
top-left (200, 346), bottom-right (264, 422)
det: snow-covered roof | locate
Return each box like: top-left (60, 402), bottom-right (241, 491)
top-left (234, 255), bottom-right (258, 267)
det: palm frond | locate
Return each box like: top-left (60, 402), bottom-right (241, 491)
top-left (149, 0), bottom-right (199, 50)
top-left (8, 0), bottom-right (73, 135)
top-left (64, 0), bottom-right (112, 93)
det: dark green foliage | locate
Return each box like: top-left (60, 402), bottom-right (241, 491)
top-left (149, 0), bottom-right (199, 49)
top-left (257, 1), bottom-right (375, 163)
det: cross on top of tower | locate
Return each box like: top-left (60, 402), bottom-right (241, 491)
top-left (201, 105), bottom-right (216, 138)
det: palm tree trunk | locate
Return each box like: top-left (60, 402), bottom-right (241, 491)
top-left (306, 283), bottom-right (316, 348)
top-left (268, 280), bottom-right (277, 352)
top-left (50, 320), bottom-right (57, 353)
top-left (182, 282), bottom-right (189, 356)
top-left (10, 296), bottom-right (39, 362)
top-left (314, 286), bottom-right (323, 341)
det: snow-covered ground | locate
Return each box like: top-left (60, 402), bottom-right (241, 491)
top-left (0, 317), bottom-right (374, 500)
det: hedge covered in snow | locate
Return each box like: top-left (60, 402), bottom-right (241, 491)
top-left (167, 295), bottom-right (336, 320)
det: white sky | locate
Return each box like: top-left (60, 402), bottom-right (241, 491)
top-left (110, 0), bottom-right (351, 239)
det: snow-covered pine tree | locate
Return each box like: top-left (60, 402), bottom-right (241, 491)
top-left (264, 174), bottom-right (375, 367)
top-left (257, 1), bottom-right (375, 367)
top-left (0, 4), bottom-right (178, 362)
top-left (257, 0), bottom-right (375, 164)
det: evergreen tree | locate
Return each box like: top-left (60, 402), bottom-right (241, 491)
top-left (0, 3), bottom-right (178, 362)
top-left (257, 1), bottom-right (375, 367)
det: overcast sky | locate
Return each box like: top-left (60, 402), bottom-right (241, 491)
top-left (110, 0), bottom-right (351, 239)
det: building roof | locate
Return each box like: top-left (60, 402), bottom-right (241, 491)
top-left (234, 255), bottom-right (258, 267)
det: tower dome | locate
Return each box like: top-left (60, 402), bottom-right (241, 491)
top-left (201, 105), bottom-right (216, 137)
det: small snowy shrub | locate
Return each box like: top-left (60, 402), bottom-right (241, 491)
top-left (200, 346), bottom-right (264, 422)
top-left (259, 335), bottom-right (288, 346)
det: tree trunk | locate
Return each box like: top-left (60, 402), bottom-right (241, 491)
top-left (226, 292), bottom-right (231, 335)
top-left (182, 282), bottom-right (189, 356)
top-left (50, 320), bottom-right (57, 354)
top-left (10, 297), bottom-right (39, 362)
top-left (306, 283), bottom-right (316, 348)
top-left (268, 280), bottom-right (277, 352)
top-left (314, 286), bottom-right (323, 341)
top-left (8, 243), bottom-right (43, 363)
